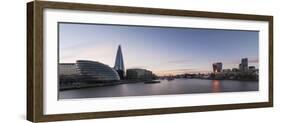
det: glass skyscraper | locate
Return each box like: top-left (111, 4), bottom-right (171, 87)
top-left (114, 45), bottom-right (125, 79)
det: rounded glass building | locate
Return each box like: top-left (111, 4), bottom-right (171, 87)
top-left (76, 60), bottom-right (120, 82)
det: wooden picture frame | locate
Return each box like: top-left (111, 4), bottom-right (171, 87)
top-left (27, 1), bottom-right (273, 122)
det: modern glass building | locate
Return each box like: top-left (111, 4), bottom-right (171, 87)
top-left (76, 60), bottom-right (120, 82)
top-left (212, 62), bottom-right (223, 73)
top-left (59, 63), bottom-right (79, 76)
top-left (59, 63), bottom-right (79, 85)
top-left (114, 45), bottom-right (125, 79)
top-left (239, 58), bottom-right (248, 72)
top-left (126, 68), bottom-right (153, 80)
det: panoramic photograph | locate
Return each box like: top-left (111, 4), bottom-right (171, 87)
top-left (58, 22), bottom-right (259, 99)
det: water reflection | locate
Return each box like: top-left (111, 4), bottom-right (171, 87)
top-left (212, 80), bottom-right (221, 92)
top-left (59, 79), bottom-right (258, 99)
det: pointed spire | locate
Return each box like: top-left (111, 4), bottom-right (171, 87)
top-left (114, 45), bottom-right (125, 79)
top-left (114, 45), bottom-right (124, 70)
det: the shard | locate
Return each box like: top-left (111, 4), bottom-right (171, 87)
top-left (114, 45), bottom-right (125, 79)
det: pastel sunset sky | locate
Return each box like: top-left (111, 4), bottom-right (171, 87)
top-left (59, 22), bottom-right (259, 76)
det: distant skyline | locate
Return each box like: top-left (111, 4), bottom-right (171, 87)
top-left (59, 22), bottom-right (259, 76)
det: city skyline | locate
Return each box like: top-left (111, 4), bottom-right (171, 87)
top-left (59, 23), bottom-right (259, 76)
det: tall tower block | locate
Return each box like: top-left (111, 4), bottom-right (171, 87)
top-left (114, 45), bottom-right (125, 79)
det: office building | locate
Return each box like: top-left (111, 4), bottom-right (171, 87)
top-left (59, 63), bottom-right (79, 75)
top-left (114, 45), bottom-right (125, 79)
top-left (213, 62), bottom-right (223, 73)
top-left (239, 58), bottom-right (248, 72)
top-left (76, 60), bottom-right (120, 82)
top-left (126, 68), bottom-right (153, 80)
top-left (59, 63), bottom-right (79, 84)
top-left (222, 69), bottom-right (231, 73)
top-left (232, 68), bottom-right (239, 72)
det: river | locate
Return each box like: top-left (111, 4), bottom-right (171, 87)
top-left (59, 78), bottom-right (258, 99)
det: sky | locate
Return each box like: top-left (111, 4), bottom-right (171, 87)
top-left (59, 22), bottom-right (259, 76)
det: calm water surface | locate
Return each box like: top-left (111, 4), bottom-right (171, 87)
top-left (59, 79), bottom-right (258, 99)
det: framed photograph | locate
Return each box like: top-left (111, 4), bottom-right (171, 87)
top-left (27, 1), bottom-right (273, 122)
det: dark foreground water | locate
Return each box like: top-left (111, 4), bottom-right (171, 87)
top-left (59, 79), bottom-right (258, 99)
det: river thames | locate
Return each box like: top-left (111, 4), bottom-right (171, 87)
top-left (59, 79), bottom-right (258, 99)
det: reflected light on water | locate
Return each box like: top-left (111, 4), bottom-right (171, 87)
top-left (59, 79), bottom-right (259, 99)
top-left (212, 80), bottom-right (221, 92)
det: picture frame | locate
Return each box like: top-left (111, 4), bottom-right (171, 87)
top-left (27, 1), bottom-right (273, 122)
